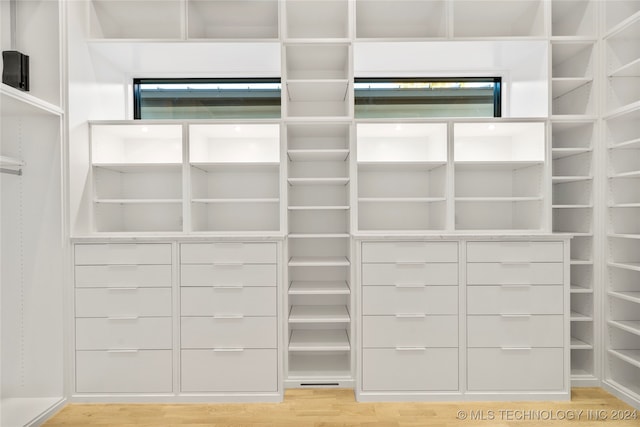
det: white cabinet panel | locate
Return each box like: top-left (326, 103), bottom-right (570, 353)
top-left (467, 241), bottom-right (563, 262)
top-left (181, 317), bottom-right (277, 349)
top-left (362, 316), bottom-right (458, 348)
top-left (467, 263), bottom-right (563, 285)
top-left (181, 349), bottom-right (277, 392)
top-left (467, 348), bottom-right (564, 391)
top-left (75, 288), bottom-right (172, 318)
top-left (76, 317), bottom-right (172, 350)
top-left (362, 263), bottom-right (458, 286)
top-left (362, 348), bottom-right (458, 391)
top-left (181, 242), bottom-right (276, 264)
top-left (75, 244), bottom-right (172, 265)
top-left (362, 286), bottom-right (458, 315)
top-left (76, 350), bottom-right (172, 393)
top-left (362, 241), bottom-right (458, 263)
top-left (75, 265), bottom-right (172, 288)
top-left (181, 287), bottom-right (276, 316)
top-left (467, 285), bottom-right (563, 315)
top-left (467, 315), bottom-right (564, 348)
top-left (181, 264), bottom-right (276, 287)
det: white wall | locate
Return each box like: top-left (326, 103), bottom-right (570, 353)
top-left (354, 41), bottom-right (549, 118)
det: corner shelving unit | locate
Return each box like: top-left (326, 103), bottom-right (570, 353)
top-left (603, 2), bottom-right (640, 408)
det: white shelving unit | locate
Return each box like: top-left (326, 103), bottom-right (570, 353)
top-left (186, 0), bottom-right (279, 40)
top-left (452, 0), bottom-right (545, 38)
top-left (604, 1), bottom-right (640, 408)
top-left (355, 0), bottom-right (448, 39)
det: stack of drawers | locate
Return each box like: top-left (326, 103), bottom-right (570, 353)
top-left (74, 243), bottom-right (173, 393)
top-left (360, 241), bottom-right (459, 392)
top-left (466, 241), bottom-right (565, 392)
top-left (180, 242), bottom-right (278, 393)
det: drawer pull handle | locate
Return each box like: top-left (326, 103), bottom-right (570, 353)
top-left (500, 284), bottom-right (531, 288)
top-left (395, 314), bottom-right (426, 318)
top-left (500, 347), bottom-right (532, 351)
top-left (107, 287), bottom-right (138, 291)
top-left (213, 315), bottom-right (244, 319)
top-left (213, 348), bottom-right (245, 352)
top-left (500, 314), bottom-right (531, 318)
top-left (213, 263), bottom-right (243, 267)
top-left (500, 262), bottom-right (529, 266)
top-left (395, 347), bottom-right (427, 351)
top-left (212, 285), bottom-right (244, 289)
top-left (395, 283), bottom-right (425, 288)
top-left (395, 262), bottom-right (425, 266)
top-left (107, 349), bottom-right (139, 353)
top-left (107, 316), bottom-right (139, 321)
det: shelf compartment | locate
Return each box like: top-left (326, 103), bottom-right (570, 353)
top-left (571, 337), bottom-right (593, 350)
top-left (288, 238), bottom-right (349, 260)
top-left (288, 351), bottom-right (351, 379)
top-left (606, 358), bottom-right (640, 402)
top-left (359, 163), bottom-right (446, 199)
top-left (571, 350), bottom-right (594, 379)
top-left (452, 0), bottom-right (545, 38)
top-left (191, 164), bottom-right (279, 201)
top-left (89, 0), bottom-right (183, 39)
top-left (286, 123), bottom-right (350, 150)
top-left (287, 80), bottom-right (349, 103)
top-left (570, 311), bottom-right (593, 322)
top-left (552, 42), bottom-right (594, 79)
top-left (610, 291), bottom-right (640, 304)
top-left (553, 207), bottom-right (592, 234)
top-left (288, 177), bottom-right (349, 186)
top-left (289, 159), bottom-right (348, 180)
top-left (288, 205), bottom-right (350, 211)
top-left (605, 3), bottom-right (640, 35)
top-left (288, 257), bottom-right (350, 267)
top-left (609, 237), bottom-right (640, 267)
top-left (609, 176), bottom-right (640, 205)
top-left (91, 124), bottom-right (183, 164)
top-left (189, 124), bottom-right (279, 163)
top-left (359, 200), bottom-right (446, 232)
top-left (355, 0), bottom-right (447, 39)
top-left (187, 0), bottom-right (279, 39)
top-left (285, 0), bottom-right (349, 39)
top-left (610, 350), bottom-right (640, 370)
top-left (606, 79), bottom-right (640, 117)
top-left (357, 123), bottom-right (447, 163)
top-left (93, 166), bottom-right (182, 200)
top-left (552, 78), bottom-right (593, 98)
top-left (606, 16), bottom-right (640, 74)
top-left (288, 305), bottom-right (350, 323)
top-left (191, 201), bottom-right (279, 232)
top-left (289, 330), bottom-right (350, 352)
top-left (610, 57), bottom-right (640, 77)
top-left (552, 81), bottom-right (595, 116)
top-left (285, 44), bottom-right (350, 80)
top-left (570, 235), bottom-right (593, 263)
top-left (289, 182), bottom-right (348, 208)
top-left (553, 179), bottom-right (591, 206)
top-left (552, 1), bottom-right (596, 38)
top-left (551, 120), bottom-right (595, 149)
top-left (609, 320), bottom-right (640, 337)
top-left (609, 147), bottom-right (640, 176)
top-left (455, 200), bottom-right (542, 231)
top-left (287, 149), bottom-right (349, 162)
top-left (552, 148), bottom-right (592, 159)
top-left (289, 281), bottom-right (350, 295)
top-left (571, 263), bottom-right (594, 290)
top-left (455, 163), bottom-right (542, 198)
top-left (289, 210), bottom-right (348, 234)
top-left (94, 203), bottom-right (182, 233)
top-left (453, 122), bottom-right (545, 162)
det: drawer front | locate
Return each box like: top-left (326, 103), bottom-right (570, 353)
top-left (181, 287), bottom-right (276, 317)
top-left (467, 241), bottom-right (563, 263)
top-left (75, 265), bottom-right (171, 288)
top-left (362, 315), bottom-right (458, 348)
top-left (181, 349), bottom-right (277, 392)
top-left (181, 242), bottom-right (276, 264)
top-left (467, 315), bottom-right (564, 348)
top-left (75, 288), bottom-right (171, 318)
top-left (181, 317), bottom-right (277, 349)
top-left (362, 263), bottom-right (458, 287)
top-left (467, 263), bottom-right (563, 285)
top-left (75, 244), bottom-right (171, 265)
top-left (362, 286), bottom-right (458, 315)
top-left (76, 350), bottom-right (172, 393)
top-left (362, 241), bottom-right (458, 263)
top-left (467, 348), bottom-right (564, 392)
top-left (467, 286), bottom-right (563, 315)
top-left (181, 264), bottom-right (276, 287)
top-left (362, 348), bottom-right (458, 391)
top-left (76, 317), bottom-right (172, 350)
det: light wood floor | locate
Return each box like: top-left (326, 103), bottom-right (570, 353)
top-left (44, 388), bottom-right (638, 427)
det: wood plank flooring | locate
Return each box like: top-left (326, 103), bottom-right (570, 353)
top-left (44, 388), bottom-right (638, 427)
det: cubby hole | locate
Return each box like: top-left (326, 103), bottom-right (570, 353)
top-left (191, 201), bottom-right (279, 232)
top-left (606, 77), bottom-right (640, 113)
top-left (553, 151), bottom-right (592, 177)
top-left (359, 164), bottom-right (446, 199)
top-left (608, 177), bottom-right (640, 205)
top-left (288, 351), bottom-right (351, 378)
top-left (606, 24), bottom-right (640, 76)
top-left (553, 43), bottom-right (594, 78)
top-left (552, 82), bottom-right (596, 116)
top-left (571, 235), bottom-right (593, 262)
top-left (452, 0), bottom-right (545, 38)
top-left (289, 160), bottom-right (348, 179)
top-left (285, 44), bottom-right (350, 80)
top-left (571, 264), bottom-right (593, 291)
top-left (289, 210), bottom-right (349, 234)
top-left (190, 165), bottom-right (280, 201)
top-left (455, 200), bottom-right (542, 231)
top-left (571, 349), bottom-right (594, 377)
top-left (552, 0), bottom-right (595, 38)
top-left (572, 322), bottom-right (594, 348)
top-left (455, 164), bottom-right (542, 198)
top-left (355, 0), bottom-right (447, 39)
top-left (553, 208), bottom-right (592, 234)
top-left (285, 0), bottom-right (349, 39)
top-left (287, 124), bottom-right (350, 150)
top-left (571, 293), bottom-right (593, 319)
top-left (606, 109), bottom-right (640, 147)
top-left (553, 180), bottom-right (592, 206)
top-left (359, 200), bottom-right (447, 232)
top-left (94, 166), bottom-right (182, 201)
top-left (288, 185), bottom-right (348, 208)
top-left (609, 237), bottom-right (640, 265)
top-left (289, 238), bottom-right (349, 259)
top-left (607, 357), bottom-right (640, 396)
top-left (608, 267), bottom-right (640, 296)
top-left (552, 121), bottom-right (595, 149)
top-left (187, 0), bottom-right (279, 39)
top-left (609, 148), bottom-right (640, 176)
top-left (89, 0), bottom-right (183, 39)
top-left (608, 207), bottom-right (640, 235)
top-left (94, 203), bottom-right (182, 233)
top-left (605, 1), bottom-right (640, 34)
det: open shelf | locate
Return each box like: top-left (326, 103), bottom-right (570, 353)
top-left (287, 149), bottom-right (350, 162)
top-left (609, 349), bottom-right (640, 369)
top-left (610, 291), bottom-right (640, 305)
top-left (570, 311), bottom-right (593, 322)
top-left (1, 397), bottom-right (63, 427)
top-left (289, 281), bottom-right (350, 295)
top-left (552, 148), bottom-right (592, 159)
top-left (609, 320), bottom-right (640, 337)
top-left (571, 285), bottom-right (593, 294)
top-left (187, 0), bottom-right (279, 40)
top-left (288, 177), bottom-right (349, 186)
top-left (452, 0), bottom-right (545, 38)
top-left (605, 4), bottom-right (640, 35)
top-left (286, 44), bottom-right (350, 80)
top-left (288, 352), bottom-right (351, 379)
top-left (289, 330), bottom-right (350, 352)
top-left (285, 0), bottom-right (349, 39)
top-left (91, 124), bottom-right (183, 164)
top-left (355, 0), bottom-right (447, 39)
top-left (288, 257), bottom-right (350, 267)
top-left (571, 337), bottom-right (593, 350)
top-left (89, 0), bottom-right (183, 39)
top-left (288, 305), bottom-right (350, 323)
top-left (552, 0), bottom-right (596, 38)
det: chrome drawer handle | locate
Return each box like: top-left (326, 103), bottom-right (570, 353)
top-left (212, 285), bottom-right (244, 289)
top-left (395, 314), bottom-right (426, 318)
top-left (107, 316), bottom-right (139, 320)
top-left (395, 347), bottom-right (427, 351)
top-left (500, 284), bottom-right (531, 288)
top-left (107, 287), bottom-right (138, 291)
top-left (213, 263), bottom-right (243, 267)
top-left (500, 347), bottom-right (532, 351)
top-left (500, 314), bottom-right (531, 318)
top-left (394, 283), bottom-right (426, 288)
top-left (213, 314), bottom-right (244, 319)
top-left (395, 262), bottom-right (424, 266)
top-left (212, 348), bottom-right (244, 352)
top-left (107, 349), bottom-right (139, 353)
top-left (500, 262), bottom-right (530, 265)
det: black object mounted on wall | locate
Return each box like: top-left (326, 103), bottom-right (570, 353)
top-left (2, 50), bottom-right (29, 91)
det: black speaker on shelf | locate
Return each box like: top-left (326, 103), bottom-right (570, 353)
top-left (2, 50), bottom-right (29, 91)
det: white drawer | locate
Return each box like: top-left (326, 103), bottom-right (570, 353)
top-left (362, 263), bottom-right (458, 286)
top-left (363, 315), bottom-right (458, 348)
top-left (75, 244), bottom-right (171, 265)
top-left (467, 285), bottom-right (563, 315)
top-left (362, 286), bottom-right (458, 315)
top-left (181, 317), bottom-right (277, 349)
top-left (181, 287), bottom-right (276, 317)
top-left (362, 348), bottom-right (458, 392)
top-left (467, 263), bottom-right (563, 285)
top-left (467, 241), bottom-right (563, 263)
top-left (75, 288), bottom-right (171, 318)
top-left (76, 350), bottom-right (172, 393)
top-left (76, 317), bottom-right (172, 350)
top-left (181, 264), bottom-right (276, 287)
top-left (467, 348), bottom-right (564, 392)
top-left (75, 265), bottom-right (171, 288)
top-left (467, 315), bottom-right (564, 348)
top-left (362, 241), bottom-right (458, 263)
top-left (181, 242), bottom-right (276, 264)
top-left (181, 349), bottom-right (277, 392)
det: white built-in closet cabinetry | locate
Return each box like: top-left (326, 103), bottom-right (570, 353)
top-left (54, 0), bottom-right (640, 415)
top-left (1, 0), bottom-right (66, 426)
